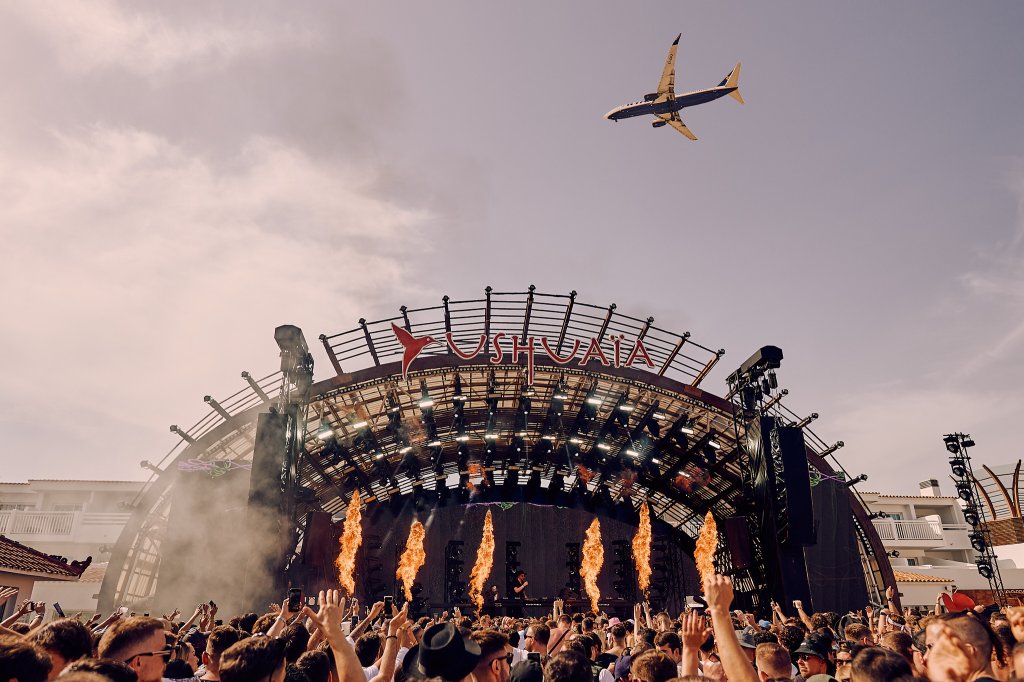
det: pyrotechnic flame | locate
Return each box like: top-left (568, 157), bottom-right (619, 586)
top-left (694, 511), bottom-right (718, 587)
top-left (468, 510), bottom-right (496, 611)
top-left (335, 491), bottom-right (362, 595)
top-left (396, 520), bottom-right (427, 600)
top-left (581, 518), bottom-right (604, 614)
top-left (632, 502), bottom-right (652, 598)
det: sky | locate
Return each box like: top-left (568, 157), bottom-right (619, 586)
top-left (1, 1), bottom-right (1023, 494)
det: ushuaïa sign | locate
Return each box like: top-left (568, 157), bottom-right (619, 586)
top-left (391, 323), bottom-right (654, 384)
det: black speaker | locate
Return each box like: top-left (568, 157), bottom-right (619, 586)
top-left (776, 425), bottom-right (815, 547)
top-left (242, 411), bottom-right (293, 608)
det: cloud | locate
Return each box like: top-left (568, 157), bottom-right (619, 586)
top-left (4, 0), bottom-right (313, 76)
top-left (0, 127), bottom-right (433, 476)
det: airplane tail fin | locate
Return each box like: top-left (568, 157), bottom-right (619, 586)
top-left (724, 62), bottom-right (744, 104)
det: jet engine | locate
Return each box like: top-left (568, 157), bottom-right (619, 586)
top-left (643, 93), bottom-right (659, 102)
top-left (651, 120), bottom-right (667, 128)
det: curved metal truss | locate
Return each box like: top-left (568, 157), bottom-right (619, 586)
top-left (99, 287), bottom-right (895, 610)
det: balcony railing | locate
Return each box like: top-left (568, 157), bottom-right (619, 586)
top-left (0, 510), bottom-right (131, 538)
top-left (871, 519), bottom-right (971, 542)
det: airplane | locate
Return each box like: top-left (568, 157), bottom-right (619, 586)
top-left (604, 34), bottom-right (743, 140)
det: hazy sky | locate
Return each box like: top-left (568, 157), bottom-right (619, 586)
top-left (1, 2), bottom-right (1023, 494)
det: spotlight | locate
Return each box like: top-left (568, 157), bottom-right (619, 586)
top-left (453, 375), bottom-right (466, 402)
top-left (955, 481), bottom-right (974, 502)
top-left (845, 473), bottom-right (868, 487)
top-left (977, 558), bottom-right (994, 579)
top-left (962, 437), bottom-right (976, 448)
top-left (970, 531), bottom-right (988, 553)
top-left (553, 381), bottom-right (569, 401)
top-left (943, 434), bottom-right (961, 454)
top-left (887, 550), bottom-right (900, 558)
top-left (963, 506), bottom-right (981, 527)
top-left (950, 457), bottom-right (968, 478)
top-left (868, 511), bottom-right (889, 520)
top-left (316, 421), bottom-right (334, 440)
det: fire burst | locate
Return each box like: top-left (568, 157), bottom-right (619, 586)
top-left (581, 518), bottom-right (604, 614)
top-left (632, 502), bottom-right (652, 598)
top-left (335, 491), bottom-right (362, 595)
top-left (396, 520), bottom-right (427, 600)
top-left (468, 510), bottom-right (495, 611)
top-left (694, 511), bottom-right (718, 588)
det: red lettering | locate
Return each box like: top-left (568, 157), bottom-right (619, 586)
top-left (613, 335), bottom-right (623, 367)
top-left (445, 332), bottom-right (487, 360)
top-left (625, 338), bottom-right (655, 368)
top-left (541, 337), bottom-right (581, 365)
top-left (489, 332), bottom-right (506, 365)
top-left (578, 338), bottom-right (610, 366)
top-left (512, 336), bottom-right (536, 385)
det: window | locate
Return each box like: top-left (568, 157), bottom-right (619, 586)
top-left (906, 558), bottom-right (919, 566)
top-left (0, 503), bottom-right (34, 510)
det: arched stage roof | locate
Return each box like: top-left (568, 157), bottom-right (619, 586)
top-left (98, 287), bottom-right (895, 610)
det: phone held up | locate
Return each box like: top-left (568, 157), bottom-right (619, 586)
top-left (383, 596), bottom-right (394, 617)
top-left (287, 588), bottom-right (303, 613)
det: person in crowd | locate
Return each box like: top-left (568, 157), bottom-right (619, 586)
top-left (543, 650), bottom-right (592, 682)
top-left (34, 618), bottom-right (93, 678)
top-left (755, 642), bottom-right (793, 681)
top-left (294, 650), bottom-right (331, 682)
top-left (220, 636), bottom-right (287, 682)
top-left (0, 636), bottom-right (52, 682)
top-left (62, 658), bottom-right (138, 682)
top-left (849, 646), bottom-right (913, 682)
top-left (843, 624), bottom-right (873, 647)
top-left (471, 630), bottom-right (513, 682)
top-left (833, 642), bottom-right (854, 682)
top-left (97, 617), bottom-right (168, 682)
top-left (924, 613), bottom-right (1000, 682)
top-left (792, 637), bottom-right (830, 680)
top-left (197, 625), bottom-right (243, 682)
top-left (628, 650), bottom-right (677, 682)
top-left (524, 623), bottom-right (551, 659)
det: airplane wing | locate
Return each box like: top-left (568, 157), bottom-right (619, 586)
top-left (655, 34), bottom-right (681, 100)
top-left (657, 111), bottom-right (697, 141)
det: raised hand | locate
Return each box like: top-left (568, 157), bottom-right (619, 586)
top-left (925, 622), bottom-right (973, 682)
top-left (680, 611), bottom-right (711, 650)
top-left (886, 585), bottom-right (895, 601)
top-left (269, 603), bottom-right (282, 613)
top-left (703, 575), bottom-right (734, 613)
top-left (33, 601), bottom-right (46, 615)
top-left (302, 590), bottom-right (347, 646)
top-left (369, 601), bottom-right (386, 619)
top-left (1009, 607), bottom-right (1024, 644)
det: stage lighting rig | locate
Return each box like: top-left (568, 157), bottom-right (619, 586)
top-left (726, 345), bottom-right (783, 419)
top-left (274, 324), bottom-right (314, 400)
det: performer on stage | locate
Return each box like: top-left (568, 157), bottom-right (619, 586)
top-left (510, 570), bottom-right (529, 617)
top-left (482, 584), bottom-right (500, 617)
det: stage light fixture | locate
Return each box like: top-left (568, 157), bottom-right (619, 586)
top-left (963, 506), bottom-right (981, 527)
top-left (868, 511), bottom-right (889, 520)
top-left (452, 375), bottom-right (466, 402)
top-left (944, 434), bottom-right (961, 454)
top-left (970, 531), bottom-right (988, 553)
top-left (845, 473), bottom-right (868, 487)
top-left (963, 437), bottom-right (976, 448)
top-left (553, 382), bottom-right (569, 401)
top-left (949, 457), bottom-right (968, 478)
top-left (316, 421), bottom-right (334, 440)
top-left (887, 550), bottom-right (900, 558)
top-left (418, 381), bottom-right (434, 409)
top-left (955, 481), bottom-right (973, 502)
top-left (977, 558), bottom-right (994, 579)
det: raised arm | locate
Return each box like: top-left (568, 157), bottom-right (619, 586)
top-left (351, 601), bottom-right (384, 640)
top-left (304, 591), bottom-right (364, 682)
top-left (679, 611), bottom-right (710, 677)
top-left (704, 575), bottom-right (758, 682)
top-left (370, 604), bottom-right (408, 682)
top-left (794, 600), bottom-right (814, 631)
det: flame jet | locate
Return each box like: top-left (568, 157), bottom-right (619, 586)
top-left (633, 502), bottom-right (652, 599)
top-left (581, 518), bottom-right (605, 614)
top-left (336, 491), bottom-right (362, 596)
top-left (604, 34), bottom-right (743, 140)
top-left (694, 511), bottom-right (718, 587)
top-left (468, 510), bottom-right (496, 611)
top-left (396, 520), bottom-right (427, 600)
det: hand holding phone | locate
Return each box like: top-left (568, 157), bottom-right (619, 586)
top-left (287, 588), bottom-right (302, 613)
top-left (383, 596), bottom-right (394, 617)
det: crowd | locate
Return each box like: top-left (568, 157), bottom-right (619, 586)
top-left (3, 576), bottom-right (1024, 682)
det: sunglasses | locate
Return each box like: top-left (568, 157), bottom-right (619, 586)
top-left (491, 653), bottom-right (514, 666)
top-left (126, 649), bottom-right (172, 664)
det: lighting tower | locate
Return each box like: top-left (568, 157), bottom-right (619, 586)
top-left (944, 433), bottom-right (1007, 607)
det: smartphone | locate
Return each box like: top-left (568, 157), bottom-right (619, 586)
top-left (383, 596), bottom-right (394, 617)
top-left (287, 588), bottom-right (302, 612)
top-left (118, 606), bottom-right (129, 616)
top-left (51, 602), bottom-right (65, 618)
top-left (351, 614), bottom-right (359, 627)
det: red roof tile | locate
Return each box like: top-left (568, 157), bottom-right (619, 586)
top-left (0, 535), bottom-right (89, 579)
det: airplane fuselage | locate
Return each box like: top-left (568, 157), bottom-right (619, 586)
top-left (604, 86), bottom-right (736, 121)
